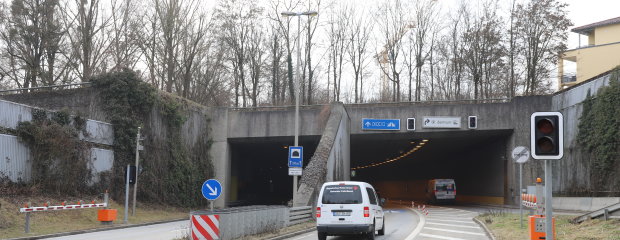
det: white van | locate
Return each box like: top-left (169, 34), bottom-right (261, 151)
top-left (316, 181), bottom-right (385, 240)
top-left (426, 179), bottom-right (456, 204)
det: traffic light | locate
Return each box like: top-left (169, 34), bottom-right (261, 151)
top-left (407, 118), bottom-right (415, 131)
top-left (126, 165), bottom-right (137, 184)
top-left (530, 112), bottom-right (563, 160)
top-left (468, 116), bottom-right (477, 129)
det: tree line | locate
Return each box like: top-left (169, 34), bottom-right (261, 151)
top-left (0, 0), bottom-right (572, 107)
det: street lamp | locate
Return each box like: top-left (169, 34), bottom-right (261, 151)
top-left (281, 10), bottom-right (317, 205)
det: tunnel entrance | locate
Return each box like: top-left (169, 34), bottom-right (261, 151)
top-left (229, 136), bottom-right (320, 206)
top-left (350, 130), bottom-right (511, 205)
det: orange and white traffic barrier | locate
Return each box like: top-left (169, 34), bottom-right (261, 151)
top-left (191, 214), bottom-right (220, 240)
top-left (521, 193), bottom-right (539, 209)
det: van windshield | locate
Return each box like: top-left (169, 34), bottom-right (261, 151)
top-left (322, 185), bottom-right (363, 204)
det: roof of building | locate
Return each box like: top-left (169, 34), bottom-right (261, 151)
top-left (572, 16), bottom-right (620, 34)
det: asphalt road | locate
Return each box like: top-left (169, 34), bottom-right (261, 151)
top-left (284, 205), bottom-right (420, 240)
top-left (45, 220), bottom-right (189, 240)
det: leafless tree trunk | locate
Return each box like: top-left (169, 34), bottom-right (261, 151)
top-left (347, 7), bottom-right (372, 103)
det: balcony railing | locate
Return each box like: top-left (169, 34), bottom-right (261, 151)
top-left (562, 75), bottom-right (577, 83)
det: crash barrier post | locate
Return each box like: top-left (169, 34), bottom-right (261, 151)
top-left (19, 191), bottom-right (110, 233)
top-left (190, 205), bottom-right (288, 240)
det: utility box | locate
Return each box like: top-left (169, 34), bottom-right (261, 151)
top-left (529, 215), bottom-right (555, 240)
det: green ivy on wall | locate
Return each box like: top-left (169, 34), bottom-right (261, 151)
top-left (577, 67), bottom-right (620, 191)
top-left (91, 69), bottom-right (213, 206)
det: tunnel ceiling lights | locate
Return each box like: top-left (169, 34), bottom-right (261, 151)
top-left (350, 139), bottom-right (429, 170)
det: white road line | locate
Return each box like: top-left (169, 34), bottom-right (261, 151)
top-left (426, 219), bottom-right (478, 224)
top-left (426, 217), bottom-right (474, 221)
top-left (418, 233), bottom-right (467, 240)
top-left (405, 207), bottom-right (426, 240)
top-left (423, 227), bottom-right (486, 236)
top-left (429, 213), bottom-right (477, 217)
top-left (425, 222), bottom-right (481, 229)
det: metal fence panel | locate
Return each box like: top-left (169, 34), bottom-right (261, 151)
top-left (0, 100), bottom-right (32, 129)
top-left (0, 134), bottom-right (31, 182)
top-left (81, 120), bottom-right (114, 146)
top-left (89, 148), bottom-right (114, 184)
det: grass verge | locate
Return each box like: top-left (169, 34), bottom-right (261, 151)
top-left (476, 211), bottom-right (620, 240)
top-left (0, 197), bottom-right (190, 239)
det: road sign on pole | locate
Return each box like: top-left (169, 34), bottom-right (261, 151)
top-left (288, 146), bottom-right (303, 167)
top-left (512, 146), bottom-right (529, 229)
top-left (201, 179), bottom-right (222, 201)
top-left (512, 146), bottom-right (530, 164)
top-left (288, 167), bottom-right (302, 176)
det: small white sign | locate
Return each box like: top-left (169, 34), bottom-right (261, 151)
top-left (422, 117), bottom-right (461, 128)
top-left (512, 146), bottom-right (530, 163)
top-left (288, 167), bottom-right (302, 176)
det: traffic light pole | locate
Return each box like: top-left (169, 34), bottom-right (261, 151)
top-left (132, 127), bottom-right (140, 216)
top-left (545, 160), bottom-right (553, 240)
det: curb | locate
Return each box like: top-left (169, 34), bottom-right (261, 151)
top-left (269, 226), bottom-right (316, 240)
top-left (7, 218), bottom-right (187, 240)
top-left (473, 217), bottom-right (496, 240)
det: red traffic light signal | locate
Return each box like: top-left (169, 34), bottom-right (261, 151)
top-left (530, 112), bottom-right (563, 160)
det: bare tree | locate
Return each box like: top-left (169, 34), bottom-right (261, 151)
top-left (326, 5), bottom-right (350, 102)
top-left (410, 0), bottom-right (439, 101)
top-left (376, 0), bottom-right (407, 102)
top-left (63, 0), bottom-right (109, 82)
top-left (268, 0), bottom-right (302, 104)
top-left (347, 7), bottom-right (373, 103)
top-left (108, 0), bottom-right (142, 70)
top-left (515, 0), bottom-right (571, 95)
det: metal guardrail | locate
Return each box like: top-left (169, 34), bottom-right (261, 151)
top-left (288, 206), bottom-right (313, 226)
top-left (573, 202), bottom-right (620, 223)
top-left (0, 82), bottom-right (91, 94)
top-left (192, 205), bottom-right (288, 240)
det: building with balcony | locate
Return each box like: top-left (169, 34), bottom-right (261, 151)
top-left (558, 16), bottom-right (620, 90)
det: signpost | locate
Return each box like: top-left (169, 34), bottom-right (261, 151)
top-left (422, 117), bottom-right (461, 128)
top-left (288, 146), bottom-right (303, 176)
top-left (202, 179), bottom-right (222, 211)
top-left (361, 119), bottom-right (400, 131)
top-left (512, 146), bottom-right (530, 228)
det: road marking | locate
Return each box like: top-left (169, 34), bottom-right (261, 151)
top-left (427, 217), bottom-right (474, 221)
top-left (405, 207), bottom-right (426, 240)
top-left (424, 227), bottom-right (485, 236)
top-left (425, 219), bottom-right (477, 224)
top-left (418, 233), bottom-right (466, 240)
top-left (425, 222), bottom-right (481, 229)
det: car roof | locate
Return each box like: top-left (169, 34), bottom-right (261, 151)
top-left (322, 181), bottom-right (373, 187)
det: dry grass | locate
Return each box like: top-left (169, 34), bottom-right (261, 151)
top-left (476, 212), bottom-right (620, 240)
top-left (0, 197), bottom-right (190, 239)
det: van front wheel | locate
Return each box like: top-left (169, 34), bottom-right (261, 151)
top-left (378, 219), bottom-right (385, 235)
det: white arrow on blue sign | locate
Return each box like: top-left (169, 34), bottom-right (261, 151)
top-left (362, 118), bottom-right (400, 131)
top-left (288, 146), bottom-right (303, 167)
top-left (201, 179), bottom-right (222, 201)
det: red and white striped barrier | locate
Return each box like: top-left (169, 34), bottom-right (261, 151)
top-left (521, 193), bottom-right (538, 209)
top-left (20, 202), bottom-right (107, 213)
top-left (191, 214), bottom-right (220, 240)
top-left (416, 204), bottom-right (429, 216)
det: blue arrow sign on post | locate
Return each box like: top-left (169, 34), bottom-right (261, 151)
top-left (201, 179), bottom-right (222, 201)
top-left (288, 146), bottom-right (303, 167)
top-left (362, 118), bottom-right (401, 131)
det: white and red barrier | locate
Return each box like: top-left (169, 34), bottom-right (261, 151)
top-left (191, 214), bottom-right (220, 240)
top-left (20, 202), bottom-right (107, 213)
top-left (417, 204), bottom-right (429, 216)
top-left (521, 193), bottom-right (538, 209)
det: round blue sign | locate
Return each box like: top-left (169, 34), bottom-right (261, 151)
top-left (201, 179), bottom-right (222, 201)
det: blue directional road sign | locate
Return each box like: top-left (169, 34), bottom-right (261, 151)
top-left (201, 179), bottom-right (222, 201)
top-left (362, 118), bottom-right (400, 131)
top-left (288, 146), bottom-right (303, 167)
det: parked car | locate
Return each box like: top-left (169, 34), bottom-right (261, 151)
top-left (316, 181), bottom-right (385, 240)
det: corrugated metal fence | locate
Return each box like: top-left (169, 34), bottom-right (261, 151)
top-left (0, 99), bottom-right (115, 183)
top-left (0, 134), bottom-right (31, 182)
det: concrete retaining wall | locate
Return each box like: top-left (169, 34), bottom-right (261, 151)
top-left (553, 197), bottom-right (620, 212)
